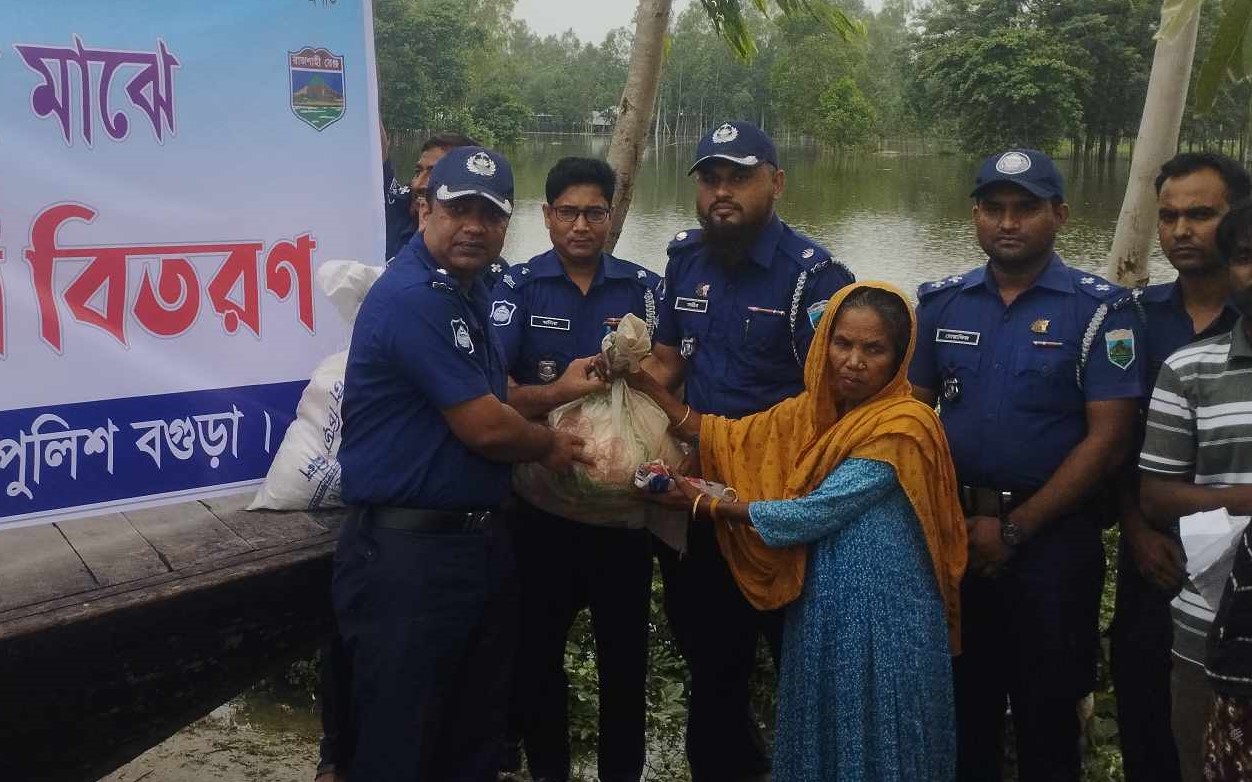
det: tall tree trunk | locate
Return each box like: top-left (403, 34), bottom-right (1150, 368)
top-left (1105, 1), bottom-right (1202, 286)
top-left (605, 0), bottom-right (673, 253)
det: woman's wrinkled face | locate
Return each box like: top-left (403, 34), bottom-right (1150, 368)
top-left (827, 306), bottom-right (898, 410)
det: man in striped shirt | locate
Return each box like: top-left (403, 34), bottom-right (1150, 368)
top-left (1140, 200), bottom-right (1252, 780)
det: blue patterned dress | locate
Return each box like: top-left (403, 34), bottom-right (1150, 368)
top-left (749, 457), bottom-right (955, 781)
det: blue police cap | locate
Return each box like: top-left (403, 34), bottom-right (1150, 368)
top-left (688, 121), bottom-right (779, 175)
top-left (428, 146), bottom-right (515, 216)
top-left (971, 149), bottom-right (1065, 201)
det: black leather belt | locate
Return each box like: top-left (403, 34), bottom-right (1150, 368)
top-left (959, 486), bottom-right (1036, 517)
top-left (367, 505), bottom-right (497, 534)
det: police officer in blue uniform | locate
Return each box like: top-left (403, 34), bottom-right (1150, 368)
top-left (489, 157), bottom-right (662, 782)
top-left (909, 149), bottom-right (1147, 782)
top-left (333, 146), bottom-right (589, 782)
top-left (1111, 152), bottom-right (1248, 782)
top-left (646, 121), bottom-right (855, 781)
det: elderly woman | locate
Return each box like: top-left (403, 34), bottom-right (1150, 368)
top-left (629, 281), bottom-right (967, 781)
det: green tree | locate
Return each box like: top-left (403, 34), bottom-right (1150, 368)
top-left (814, 76), bottom-right (877, 146)
top-left (470, 88), bottom-right (532, 144)
top-left (916, 24), bottom-right (1090, 153)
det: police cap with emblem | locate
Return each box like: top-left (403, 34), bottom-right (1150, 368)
top-left (971, 148), bottom-right (1065, 201)
top-left (428, 146), bottom-right (515, 216)
top-left (688, 120), bottom-right (779, 175)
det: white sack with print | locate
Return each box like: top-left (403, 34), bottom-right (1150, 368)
top-left (248, 261), bottom-right (382, 510)
top-left (513, 314), bottom-right (687, 530)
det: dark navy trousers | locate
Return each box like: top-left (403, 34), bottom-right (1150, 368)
top-left (954, 514), bottom-right (1105, 782)
top-left (332, 509), bottom-right (518, 782)
top-left (1110, 535), bottom-right (1182, 782)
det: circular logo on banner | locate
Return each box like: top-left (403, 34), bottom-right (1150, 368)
top-left (995, 151), bottom-right (1032, 175)
top-left (712, 123), bottom-right (739, 144)
top-left (466, 152), bottom-right (497, 177)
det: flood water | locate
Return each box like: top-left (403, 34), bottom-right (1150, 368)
top-left (105, 135), bottom-right (1164, 781)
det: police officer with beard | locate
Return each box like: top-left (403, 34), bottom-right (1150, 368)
top-left (646, 121), bottom-right (855, 782)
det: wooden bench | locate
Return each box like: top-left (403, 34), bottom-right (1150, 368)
top-left (0, 494), bottom-right (344, 781)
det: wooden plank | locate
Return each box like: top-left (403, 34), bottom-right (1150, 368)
top-left (0, 524), bottom-right (98, 612)
top-left (56, 514), bottom-right (169, 588)
top-left (201, 494), bottom-right (326, 550)
top-left (0, 531), bottom-right (336, 634)
top-left (124, 501), bottom-right (253, 570)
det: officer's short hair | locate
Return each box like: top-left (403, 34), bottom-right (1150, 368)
top-left (1216, 199), bottom-right (1252, 264)
top-left (545, 157), bottom-right (616, 205)
top-left (1155, 152), bottom-right (1252, 204)
top-left (421, 131), bottom-right (480, 155)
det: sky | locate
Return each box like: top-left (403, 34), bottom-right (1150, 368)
top-left (512, 0), bottom-right (693, 43)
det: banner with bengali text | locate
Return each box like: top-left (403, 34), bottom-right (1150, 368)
top-left (0, 1), bottom-right (383, 527)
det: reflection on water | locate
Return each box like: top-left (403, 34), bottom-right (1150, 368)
top-left (391, 135), bottom-right (1173, 296)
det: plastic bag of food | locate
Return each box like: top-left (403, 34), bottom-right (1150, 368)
top-left (513, 314), bottom-right (687, 529)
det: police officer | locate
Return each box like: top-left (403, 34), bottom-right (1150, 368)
top-left (646, 120), bottom-right (855, 781)
top-left (333, 146), bottom-right (589, 782)
top-left (489, 156), bottom-right (661, 782)
top-left (908, 149), bottom-right (1146, 782)
top-left (1112, 152), bottom-right (1248, 782)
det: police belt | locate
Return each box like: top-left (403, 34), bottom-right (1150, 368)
top-left (959, 486), bottom-right (1037, 518)
top-left (366, 505), bottom-right (498, 534)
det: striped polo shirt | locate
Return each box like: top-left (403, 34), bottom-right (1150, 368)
top-left (1140, 318), bottom-right (1252, 685)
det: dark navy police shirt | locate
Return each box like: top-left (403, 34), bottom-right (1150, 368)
top-left (339, 233), bottom-right (510, 510)
top-left (653, 214), bottom-right (855, 418)
top-left (489, 249), bottom-right (662, 385)
top-left (1138, 280), bottom-right (1240, 389)
top-left (909, 255), bottom-right (1147, 492)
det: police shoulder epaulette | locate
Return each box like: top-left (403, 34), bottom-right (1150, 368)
top-left (779, 231), bottom-right (833, 270)
top-left (918, 274), bottom-right (967, 298)
top-left (1074, 272), bottom-right (1129, 304)
top-left (500, 264), bottom-right (535, 291)
top-left (667, 228), bottom-right (702, 253)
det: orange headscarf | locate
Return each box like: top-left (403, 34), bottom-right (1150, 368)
top-left (698, 281), bottom-right (968, 653)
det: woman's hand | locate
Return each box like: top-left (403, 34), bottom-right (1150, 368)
top-left (638, 475), bottom-right (701, 510)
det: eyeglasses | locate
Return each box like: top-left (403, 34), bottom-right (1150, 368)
top-left (552, 205), bottom-right (610, 224)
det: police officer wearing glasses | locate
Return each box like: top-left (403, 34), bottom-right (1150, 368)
top-left (490, 156), bottom-right (662, 782)
top-left (333, 146), bottom-right (590, 782)
top-left (909, 149), bottom-right (1146, 781)
top-left (645, 121), bottom-right (855, 782)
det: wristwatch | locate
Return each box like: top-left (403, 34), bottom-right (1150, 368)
top-left (1000, 518), bottom-right (1024, 548)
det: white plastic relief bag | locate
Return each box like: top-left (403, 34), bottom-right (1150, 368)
top-left (513, 314), bottom-right (688, 530)
top-left (248, 260), bottom-right (381, 511)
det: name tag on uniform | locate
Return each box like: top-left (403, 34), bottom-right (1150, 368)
top-left (674, 297), bottom-right (709, 314)
top-left (530, 315), bottom-right (571, 331)
top-left (935, 328), bottom-right (980, 346)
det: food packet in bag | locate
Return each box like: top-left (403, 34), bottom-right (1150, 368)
top-left (513, 314), bottom-right (687, 531)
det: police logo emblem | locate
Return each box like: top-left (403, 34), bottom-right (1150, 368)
top-left (801, 248), bottom-right (815, 260)
top-left (712, 123), bottom-right (739, 144)
top-left (450, 318), bottom-right (474, 354)
top-left (490, 300), bottom-right (516, 327)
top-left (995, 151), bottom-right (1032, 176)
top-left (942, 375), bottom-right (962, 403)
top-left (680, 337), bottom-right (696, 359)
top-left (696, 283), bottom-right (711, 298)
top-left (466, 151), bottom-right (497, 177)
top-left (807, 300), bottom-right (828, 329)
top-left (288, 47), bottom-right (346, 131)
top-left (1105, 328), bottom-right (1136, 370)
top-left (537, 360), bottom-right (558, 383)
top-left (637, 270), bottom-right (647, 279)
top-left (1030, 319), bottom-right (1050, 334)
top-left (520, 266), bottom-right (530, 275)
top-left (675, 231), bottom-right (688, 241)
